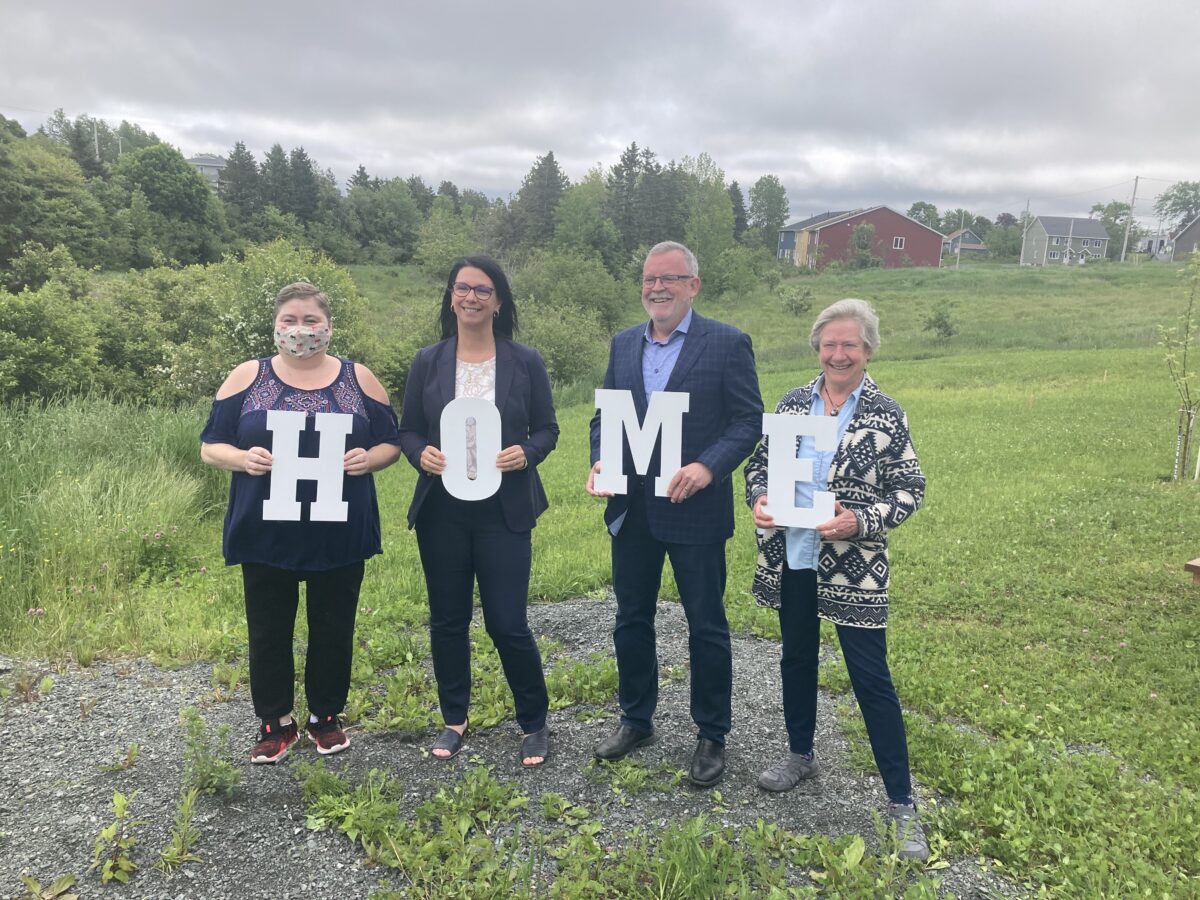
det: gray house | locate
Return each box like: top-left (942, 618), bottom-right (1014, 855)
top-left (1020, 216), bottom-right (1110, 266)
top-left (942, 228), bottom-right (987, 256)
top-left (1158, 214), bottom-right (1200, 262)
top-left (186, 153), bottom-right (227, 192)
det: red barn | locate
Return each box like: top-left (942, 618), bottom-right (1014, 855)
top-left (778, 206), bottom-right (944, 270)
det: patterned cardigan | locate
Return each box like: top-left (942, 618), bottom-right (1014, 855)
top-left (744, 373), bottom-right (924, 628)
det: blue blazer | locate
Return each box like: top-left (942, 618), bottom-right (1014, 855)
top-left (589, 312), bottom-right (763, 544)
top-left (399, 337), bottom-right (559, 533)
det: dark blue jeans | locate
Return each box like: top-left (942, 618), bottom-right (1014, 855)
top-left (611, 486), bottom-right (732, 743)
top-left (415, 484), bottom-right (548, 734)
top-left (242, 560), bottom-right (364, 721)
top-left (779, 567), bottom-right (913, 804)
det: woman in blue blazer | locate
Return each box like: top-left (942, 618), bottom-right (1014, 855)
top-left (399, 256), bottom-right (558, 767)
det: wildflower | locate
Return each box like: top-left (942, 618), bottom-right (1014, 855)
top-left (1149, 692), bottom-right (1158, 700)
top-left (1118, 641), bottom-right (1127, 649)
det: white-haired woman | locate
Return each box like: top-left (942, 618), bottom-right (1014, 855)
top-left (744, 298), bottom-right (928, 860)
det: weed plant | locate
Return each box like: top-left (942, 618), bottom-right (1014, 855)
top-left (90, 790), bottom-right (142, 885)
top-left (180, 708), bottom-right (240, 797)
top-left (156, 788), bottom-right (201, 874)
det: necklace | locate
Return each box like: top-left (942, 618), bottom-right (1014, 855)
top-left (822, 382), bottom-right (847, 416)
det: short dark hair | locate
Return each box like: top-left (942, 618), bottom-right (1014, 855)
top-left (438, 255), bottom-right (518, 340)
top-left (274, 282), bottom-right (331, 322)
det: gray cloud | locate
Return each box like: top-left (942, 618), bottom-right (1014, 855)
top-left (2, 0), bottom-right (1195, 221)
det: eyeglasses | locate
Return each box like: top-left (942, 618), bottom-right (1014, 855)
top-left (452, 282), bottom-right (495, 300)
top-left (641, 274), bottom-right (694, 286)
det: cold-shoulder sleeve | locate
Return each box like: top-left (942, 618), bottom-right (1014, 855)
top-left (364, 394), bottom-right (401, 447)
top-left (200, 391), bottom-right (247, 446)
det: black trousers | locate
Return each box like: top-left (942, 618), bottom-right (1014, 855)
top-left (779, 567), bottom-right (913, 804)
top-left (611, 485), bottom-right (732, 743)
top-left (415, 483), bottom-right (548, 733)
top-left (241, 560), bottom-right (364, 721)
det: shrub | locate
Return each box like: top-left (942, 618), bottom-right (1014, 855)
top-left (511, 251), bottom-right (630, 331)
top-left (0, 280), bottom-right (99, 402)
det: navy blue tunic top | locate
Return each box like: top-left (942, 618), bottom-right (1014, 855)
top-left (200, 357), bottom-right (401, 572)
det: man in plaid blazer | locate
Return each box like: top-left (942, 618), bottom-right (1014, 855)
top-left (587, 241), bottom-right (763, 786)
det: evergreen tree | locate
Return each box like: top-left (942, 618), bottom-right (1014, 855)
top-left (605, 143), bottom-right (643, 251)
top-left (219, 141), bottom-right (260, 225)
top-left (511, 151), bottom-right (569, 248)
top-left (406, 175), bottom-right (435, 216)
top-left (287, 146), bottom-right (320, 223)
top-left (349, 164), bottom-right (372, 191)
top-left (728, 181), bottom-right (749, 242)
top-left (259, 144), bottom-right (291, 214)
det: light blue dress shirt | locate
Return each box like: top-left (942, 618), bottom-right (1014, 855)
top-left (642, 309), bottom-right (692, 395)
top-left (784, 374), bottom-right (864, 571)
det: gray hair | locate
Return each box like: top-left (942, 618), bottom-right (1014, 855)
top-left (809, 298), bottom-right (880, 354)
top-left (646, 240), bottom-right (699, 277)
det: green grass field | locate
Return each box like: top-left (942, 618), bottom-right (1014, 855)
top-left (2, 260), bottom-right (1198, 895)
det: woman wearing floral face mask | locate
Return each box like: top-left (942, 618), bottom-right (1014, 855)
top-left (201, 282), bottom-right (402, 764)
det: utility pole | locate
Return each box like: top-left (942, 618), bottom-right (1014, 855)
top-left (956, 209), bottom-right (965, 269)
top-left (1120, 175), bottom-right (1139, 262)
top-left (1019, 199), bottom-right (1032, 265)
top-left (1065, 218), bottom-right (1074, 265)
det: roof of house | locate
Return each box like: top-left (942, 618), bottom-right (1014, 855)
top-left (1036, 216), bottom-right (1109, 240)
top-left (944, 228), bottom-right (981, 241)
top-left (187, 154), bottom-right (228, 167)
top-left (780, 211), bottom-right (853, 232)
top-left (781, 206), bottom-right (946, 240)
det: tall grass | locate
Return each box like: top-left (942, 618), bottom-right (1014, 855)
top-left (0, 396), bottom-right (224, 659)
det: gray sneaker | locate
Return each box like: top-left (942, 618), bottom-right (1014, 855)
top-left (757, 751), bottom-right (819, 792)
top-left (886, 802), bottom-right (929, 861)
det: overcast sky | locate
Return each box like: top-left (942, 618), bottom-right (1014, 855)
top-left (3, 0), bottom-right (1195, 227)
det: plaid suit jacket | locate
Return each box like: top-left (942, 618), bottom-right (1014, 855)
top-left (589, 312), bottom-right (763, 544)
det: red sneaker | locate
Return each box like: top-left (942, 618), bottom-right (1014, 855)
top-left (306, 714), bottom-right (350, 755)
top-left (250, 718), bottom-right (298, 764)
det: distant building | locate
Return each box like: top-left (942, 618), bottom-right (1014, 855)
top-left (778, 206), bottom-right (943, 269)
top-left (187, 153), bottom-right (227, 192)
top-left (942, 228), bottom-right (988, 256)
top-left (1020, 216), bottom-right (1110, 265)
top-left (1157, 215), bottom-right (1200, 262)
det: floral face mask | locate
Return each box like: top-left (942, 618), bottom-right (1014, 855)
top-left (274, 324), bottom-right (331, 359)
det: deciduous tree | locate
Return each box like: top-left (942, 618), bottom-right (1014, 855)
top-left (748, 175), bottom-right (789, 249)
top-left (906, 201), bottom-right (940, 231)
top-left (1154, 181), bottom-right (1200, 231)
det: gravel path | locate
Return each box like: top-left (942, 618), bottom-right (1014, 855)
top-left (0, 597), bottom-right (1020, 898)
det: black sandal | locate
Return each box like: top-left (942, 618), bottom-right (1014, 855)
top-left (430, 725), bottom-right (467, 760)
top-left (520, 726), bottom-right (550, 767)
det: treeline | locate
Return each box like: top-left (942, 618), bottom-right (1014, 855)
top-left (0, 109), bottom-right (791, 289)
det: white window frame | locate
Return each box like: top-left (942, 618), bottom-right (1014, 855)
top-left (1048, 250), bottom-right (1060, 260)
top-left (1051, 236), bottom-right (1061, 245)
top-left (892, 236), bottom-right (905, 250)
